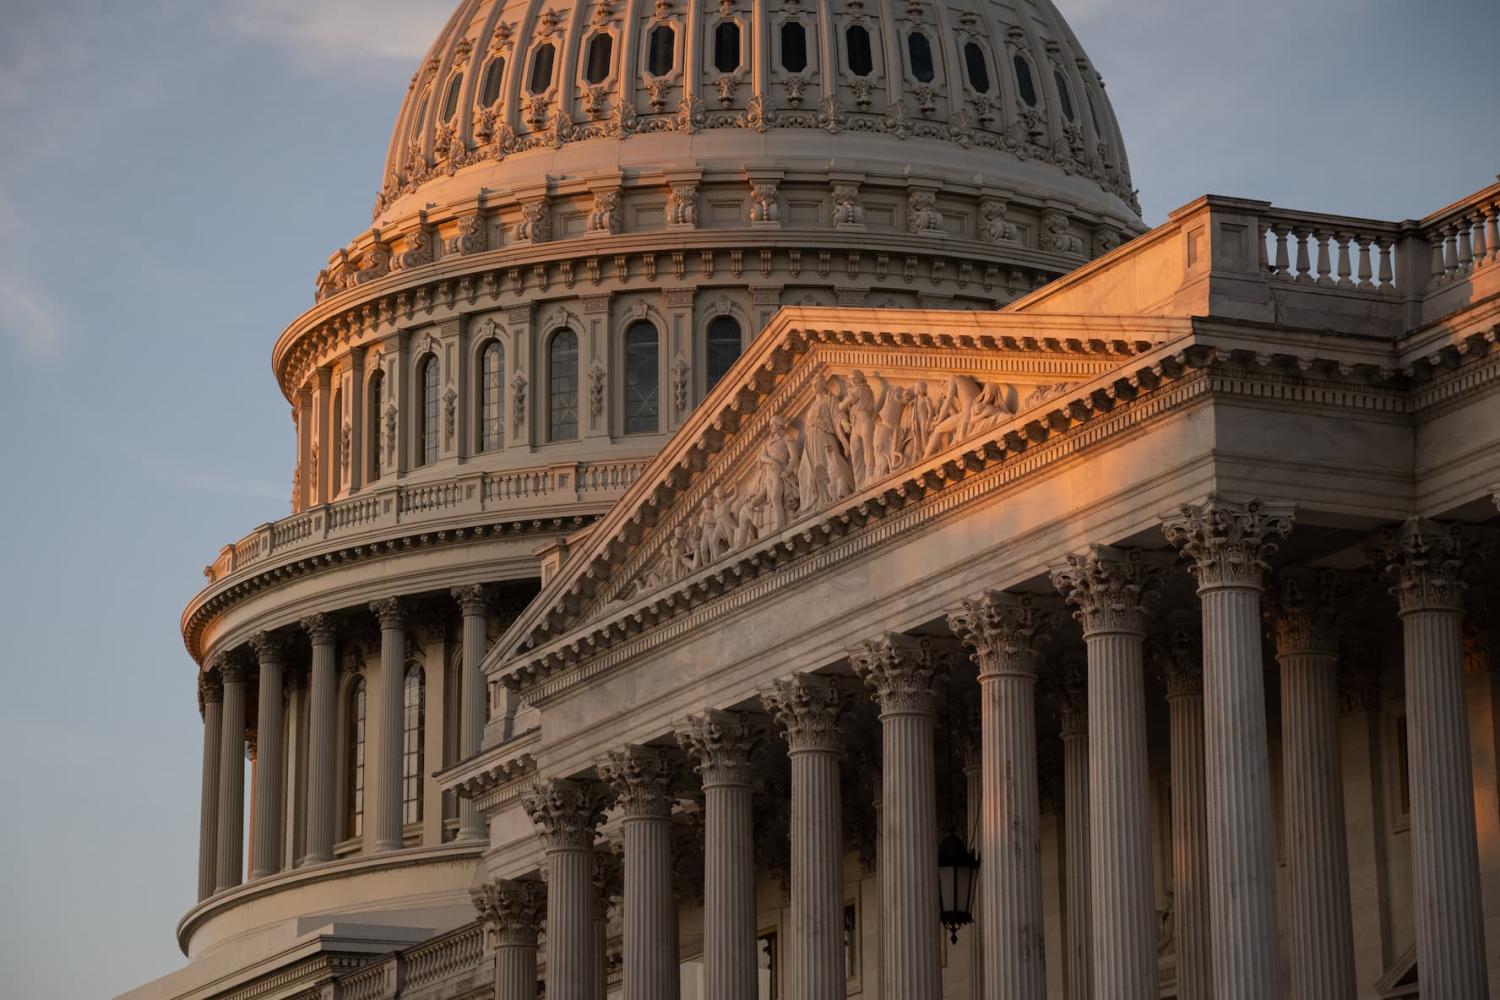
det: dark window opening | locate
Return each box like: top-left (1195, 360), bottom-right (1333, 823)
top-left (440, 73), bottom-right (463, 122)
top-left (1054, 68), bottom-right (1075, 121)
top-left (714, 21), bottom-right (741, 73)
top-left (1014, 55), bottom-right (1037, 106)
top-left (705, 316), bottom-right (741, 390)
top-left (907, 32), bottom-right (934, 83)
top-left (478, 57), bottom-right (505, 106)
top-left (623, 321), bottom-right (660, 434)
top-left (781, 22), bottom-right (808, 73)
top-left (549, 329), bottom-right (578, 441)
top-left (648, 24), bottom-right (676, 77)
top-left (846, 25), bottom-right (874, 77)
top-left (963, 42), bottom-right (990, 93)
top-left (584, 33), bottom-right (613, 84)
top-left (528, 43), bottom-right (555, 94)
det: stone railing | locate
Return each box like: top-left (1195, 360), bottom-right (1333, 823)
top-left (201, 458), bottom-right (649, 585)
top-left (400, 923), bottom-right (485, 992)
top-left (1258, 211), bottom-right (1404, 292)
top-left (1417, 181), bottom-right (1500, 290)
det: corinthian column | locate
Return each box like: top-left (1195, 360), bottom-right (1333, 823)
top-left (215, 655), bottom-right (248, 892)
top-left (369, 598), bottom-right (408, 852)
top-left (762, 674), bottom-right (849, 1000)
top-left (1162, 497), bottom-right (1292, 999)
top-left (1050, 546), bottom-right (1159, 1000)
top-left (473, 878), bottom-right (547, 1000)
top-left (301, 613), bottom-right (338, 864)
top-left (1055, 663), bottom-right (1092, 1000)
top-left (848, 634), bottom-right (944, 1000)
top-left (197, 669), bottom-right (224, 901)
top-left (599, 745), bottom-right (679, 1000)
top-left (1269, 568), bottom-right (1357, 1000)
top-left (677, 711), bottom-right (761, 1000)
top-left (1155, 612), bottom-right (1211, 1000)
top-left (453, 585), bottom-right (490, 842)
top-left (1376, 520), bottom-right (1489, 999)
top-left (523, 778), bottom-right (606, 1000)
top-left (250, 632), bottom-right (286, 878)
top-left (947, 592), bottom-right (1055, 1000)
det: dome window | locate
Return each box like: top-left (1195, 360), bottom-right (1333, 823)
top-left (548, 328), bottom-right (579, 441)
top-left (907, 32), bottom-right (935, 83)
top-left (401, 665), bottom-right (425, 825)
top-left (478, 56), bottom-right (505, 107)
top-left (1054, 68), bottom-right (1075, 121)
top-left (409, 88), bottom-right (431, 140)
top-left (1013, 55), bottom-right (1038, 106)
top-left (344, 678), bottom-right (366, 839)
top-left (706, 316), bottom-right (742, 390)
top-left (440, 72), bottom-right (464, 123)
top-left (963, 42), bottom-right (990, 94)
top-left (846, 25), bottom-right (874, 77)
top-left (623, 321), bottom-right (660, 434)
top-left (647, 24), bottom-right (676, 77)
top-left (529, 42), bottom-right (556, 94)
top-left (480, 341), bottom-right (504, 451)
top-left (419, 355), bottom-right (440, 466)
top-left (714, 22), bottom-right (741, 73)
top-left (367, 371), bottom-right (384, 480)
top-left (781, 22), bottom-right (808, 73)
top-left (584, 33), bottom-right (613, 85)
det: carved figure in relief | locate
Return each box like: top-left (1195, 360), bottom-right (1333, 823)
top-left (831, 184), bottom-right (864, 227)
top-left (873, 383), bottom-right (909, 478)
top-left (908, 191), bottom-right (944, 235)
top-left (979, 199), bottom-right (1020, 244)
top-left (1041, 211), bottom-right (1084, 256)
top-left (899, 380), bottom-right (934, 465)
top-left (797, 379), bottom-right (856, 509)
top-left (923, 375), bottom-right (1018, 457)
top-left (753, 415), bottom-right (801, 534)
top-left (837, 370), bottom-right (880, 486)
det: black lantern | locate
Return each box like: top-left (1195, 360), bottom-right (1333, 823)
top-left (937, 831), bottom-right (980, 943)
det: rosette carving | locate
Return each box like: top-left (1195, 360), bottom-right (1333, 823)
top-left (1161, 496), bottom-right (1294, 591)
top-left (598, 745), bottom-right (677, 818)
top-left (1050, 545), bottom-right (1161, 636)
top-left (522, 778), bottom-right (607, 851)
top-left (760, 673), bottom-right (848, 753)
top-left (1372, 518), bottom-right (1479, 615)
top-left (675, 710), bottom-right (760, 787)
top-left (849, 632), bottom-right (943, 717)
top-left (471, 878), bottom-right (547, 947)
top-left (946, 590), bottom-right (1056, 680)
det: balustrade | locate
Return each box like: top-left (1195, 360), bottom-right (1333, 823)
top-left (1261, 215), bottom-right (1399, 292)
top-left (1422, 198), bottom-right (1500, 288)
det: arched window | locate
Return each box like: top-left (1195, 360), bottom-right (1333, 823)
top-left (584, 33), bottom-right (613, 84)
top-left (480, 341), bottom-right (504, 451)
top-left (401, 665), bottom-right (425, 825)
top-left (548, 329), bottom-right (579, 441)
top-left (714, 22), bottom-right (741, 73)
top-left (1053, 68), bottom-right (1075, 121)
top-left (623, 321), bottom-right (660, 434)
top-left (409, 87), bottom-right (431, 140)
top-left (846, 25), bottom-right (874, 77)
top-left (331, 387), bottom-right (344, 493)
top-left (647, 24), bottom-right (675, 77)
top-left (367, 371), bottom-right (384, 480)
top-left (344, 677), bottom-right (366, 839)
top-left (478, 57), bottom-right (505, 107)
top-left (419, 356), bottom-right (439, 466)
top-left (440, 73), bottom-right (464, 122)
top-left (1013, 55), bottom-right (1038, 106)
top-left (706, 316), bottom-right (742, 391)
top-left (780, 22), bottom-right (808, 73)
top-left (907, 32), bottom-right (934, 83)
top-left (964, 43), bottom-right (990, 93)
top-left (529, 43), bottom-right (556, 94)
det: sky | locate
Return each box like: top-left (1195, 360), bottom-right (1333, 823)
top-left (0, 1), bottom-right (1495, 996)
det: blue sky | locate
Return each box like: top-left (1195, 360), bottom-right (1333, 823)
top-left (0, 1), bottom-right (1495, 996)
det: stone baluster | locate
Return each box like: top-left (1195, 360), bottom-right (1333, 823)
top-left (301, 613), bottom-right (339, 864)
top-left (1483, 204), bottom-right (1499, 265)
top-left (1443, 225), bottom-right (1460, 278)
top-left (947, 592), bottom-right (1055, 1000)
top-left (250, 632), bottom-right (287, 877)
top-left (849, 634), bottom-right (945, 1000)
top-left (762, 674), bottom-right (849, 1000)
top-left (1377, 238), bottom-right (1395, 289)
top-left (1313, 228), bottom-right (1333, 285)
top-left (1335, 232), bottom-right (1354, 287)
top-left (1294, 227), bottom-right (1313, 283)
top-left (215, 655), bottom-right (249, 892)
top-left (1055, 661), bottom-right (1092, 1000)
top-left (677, 711), bottom-right (761, 1000)
top-left (1470, 210), bottom-right (1488, 265)
top-left (197, 669), bottom-right (224, 901)
top-left (1154, 612), bottom-right (1211, 1000)
top-left (1050, 547), bottom-right (1159, 1000)
top-left (453, 585), bottom-right (490, 842)
top-left (1375, 520), bottom-right (1490, 999)
top-left (369, 598), bottom-right (408, 852)
top-left (599, 746), bottom-right (679, 1000)
top-left (523, 778), bottom-right (606, 1000)
top-left (473, 879), bottom-right (547, 1000)
top-left (1356, 235), bottom-right (1374, 288)
top-left (1271, 224), bottom-right (1291, 279)
top-left (1163, 497), bottom-right (1293, 1000)
top-left (1457, 218), bottom-right (1474, 272)
top-left (1268, 568), bottom-right (1357, 1000)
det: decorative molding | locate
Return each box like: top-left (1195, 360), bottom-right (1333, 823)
top-left (1050, 545), bottom-right (1161, 637)
top-left (1161, 495), bottom-right (1294, 592)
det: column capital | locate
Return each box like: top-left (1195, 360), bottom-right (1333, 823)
top-left (598, 745), bottom-right (677, 819)
top-left (249, 630), bottom-right (287, 664)
top-left (946, 590), bottom-right (1057, 680)
top-left (849, 632), bottom-right (944, 717)
top-left (198, 668), bottom-right (223, 706)
top-left (593, 846), bottom-right (623, 920)
top-left (300, 612), bottom-right (339, 645)
top-left (369, 596), bottom-right (410, 630)
top-left (451, 583), bottom-right (491, 616)
top-left (1161, 495), bottom-right (1294, 591)
top-left (1152, 608), bottom-right (1203, 698)
top-left (1049, 544), bottom-right (1161, 636)
top-left (1049, 651), bottom-right (1088, 737)
top-left (1268, 567), bottom-right (1346, 655)
top-left (1372, 518), bottom-right (1479, 615)
top-left (215, 650), bottom-right (251, 685)
top-left (761, 673), bottom-right (848, 754)
top-left (676, 710), bottom-right (761, 787)
top-left (522, 777), bottom-right (607, 851)
top-left (472, 878), bottom-right (547, 947)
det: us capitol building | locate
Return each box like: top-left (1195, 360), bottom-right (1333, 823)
top-left (122, 0), bottom-right (1500, 998)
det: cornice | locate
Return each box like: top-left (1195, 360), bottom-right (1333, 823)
top-left (441, 732), bottom-right (542, 814)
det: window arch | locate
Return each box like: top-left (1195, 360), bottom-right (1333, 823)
top-left (907, 32), bottom-right (935, 83)
top-left (548, 329), bottom-right (579, 441)
top-left (478, 56), bottom-right (505, 107)
top-left (440, 72), bottom-right (464, 122)
top-left (479, 340), bottom-right (504, 452)
top-left (1053, 68), bottom-right (1075, 121)
top-left (344, 677), bottom-right (366, 839)
top-left (584, 33), bottom-right (613, 84)
top-left (706, 316), bottom-right (742, 391)
top-left (623, 321), bottom-right (660, 434)
top-left (780, 22), bottom-right (808, 73)
top-left (1013, 55), bottom-right (1038, 106)
top-left (367, 371), bottom-right (384, 481)
top-left (529, 43), bottom-right (556, 94)
top-left (963, 43), bottom-right (991, 93)
top-left (647, 24), bottom-right (676, 77)
top-left (418, 355), bottom-right (439, 466)
top-left (846, 25), bottom-right (874, 77)
top-left (401, 665), bottom-right (425, 826)
top-left (714, 22), bottom-right (741, 73)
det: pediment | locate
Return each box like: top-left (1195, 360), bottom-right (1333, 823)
top-left (491, 306), bottom-right (1186, 685)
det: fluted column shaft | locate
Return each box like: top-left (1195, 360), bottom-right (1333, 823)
top-left (850, 635), bottom-right (943, 1000)
top-left (1059, 700), bottom-right (1091, 1000)
top-left (1164, 668), bottom-right (1211, 1000)
top-left (963, 747), bottom-right (985, 1000)
top-left (302, 616), bottom-right (338, 864)
top-left (251, 635), bottom-right (286, 877)
top-left (370, 599), bottom-right (407, 852)
top-left (454, 586), bottom-right (489, 842)
top-left (600, 747), bottom-right (679, 1000)
top-left (495, 940), bottom-right (539, 1000)
top-left (523, 779), bottom-right (604, 1000)
top-left (215, 662), bottom-right (248, 892)
top-left (196, 674), bottom-right (223, 901)
top-left (678, 712), bottom-right (759, 1000)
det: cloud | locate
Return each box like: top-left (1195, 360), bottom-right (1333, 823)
top-left (227, 0), bottom-right (456, 64)
top-left (0, 274), bottom-right (65, 359)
